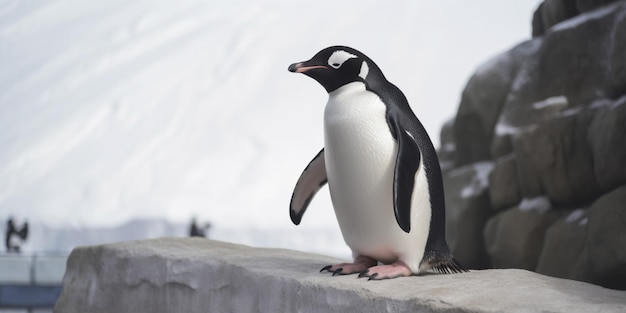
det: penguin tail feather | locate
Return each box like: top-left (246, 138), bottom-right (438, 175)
top-left (431, 257), bottom-right (469, 274)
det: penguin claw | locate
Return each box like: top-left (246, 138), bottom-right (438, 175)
top-left (332, 268), bottom-right (343, 276)
top-left (320, 256), bottom-right (377, 277)
top-left (320, 265), bottom-right (332, 273)
top-left (320, 265), bottom-right (346, 276)
top-left (358, 270), bottom-right (369, 278)
top-left (363, 261), bottom-right (412, 280)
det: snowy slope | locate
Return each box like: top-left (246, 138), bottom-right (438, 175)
top-left (0, 0), bottom-right (540, 254)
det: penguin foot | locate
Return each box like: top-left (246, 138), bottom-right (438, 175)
top-left (320, 255), bottom-right (377, 276)
top-left (358, 261), bottom-right (412, 280)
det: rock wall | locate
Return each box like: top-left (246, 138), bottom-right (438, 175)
top-left (53, 238), bottom-right (626, 313)
top-left (442, 0), bottom-right (626, 290)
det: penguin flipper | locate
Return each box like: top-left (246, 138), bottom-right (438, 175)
top-left (290, 148), bottom-right (327, 225)
top-left (388, 109), bottom-right (421, 233)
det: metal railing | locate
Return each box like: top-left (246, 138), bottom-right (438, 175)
top-left (0, 252), bottom-right (68, 312)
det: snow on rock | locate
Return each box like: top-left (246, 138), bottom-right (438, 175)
top-left (54, 238), bottom-right (626, 313)
top-left (532, 95), bottom-right (568, 110)
top-left (494, 121), bottom-right (533, 137)
top-left (494, 94), bottom-right (571, 137)
top-left (518, 196), bottom-right (551, 213)
top-left (459, 162), bottom-right (495, 198)
top-left (564, 209), bottom-right (587, 224)
top-left (550, 1), bottom-right (623, 32)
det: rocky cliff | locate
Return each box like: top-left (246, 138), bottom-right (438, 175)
top-left (53, 238), bottom-right (626, 313)
top-left (441, 0), bottom-right (626, 290)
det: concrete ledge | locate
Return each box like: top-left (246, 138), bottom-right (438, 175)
top-left (54, 238), bottom-right (626, 313)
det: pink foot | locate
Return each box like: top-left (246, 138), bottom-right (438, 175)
top-left (358, 261), bottom-right (412, 280)
top-left (320, 255), bottom-right (377, 276)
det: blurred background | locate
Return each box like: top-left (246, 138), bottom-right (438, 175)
top-left (0, 0), bottom-right (540, 256)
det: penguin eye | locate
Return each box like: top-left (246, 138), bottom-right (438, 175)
top-left (328, 50), bottom-right (357, 69)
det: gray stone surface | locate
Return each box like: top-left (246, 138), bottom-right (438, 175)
top-left (488, 155), bottom-right (521, 210)
top-left (54, 238), bottom-right (626, 313)
top-left (438, 118), bottom-right (456, 173)
top-left (586, 185), bottom-right (626, 289)
top-left (511, 133), bottom-right (545, 198)
top-left (442, 0), bottom-right (626, 291)
top-left (444, 163), bottom-right (494, 269)
top-left (536, 210), bottom-right (590, 281)
top-left (492, 1), bottom-right (626, 159)
top-left (533, 0), bottom-right (622, 37)
top-left (610, 12), bottom-right (626, 94)
top-left (532, 2), bottom-right (547, 37)
top-left (484, 208), bottom-right (557, 270)
top-left (453, 40), bottom-right (540, 166)
top-left (576, 0), bottom-right (621, 13)
top-left (513, 111), bottom-right (600, 204)
top-left (540, 0), bottom-right (579, 32)
top-left (588, 96), bottom-right (626, 190)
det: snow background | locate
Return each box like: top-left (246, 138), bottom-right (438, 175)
top-left (0, 0), bottom-right (540, 257)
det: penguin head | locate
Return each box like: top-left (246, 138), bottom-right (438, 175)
top-left (288, 46), bottom-right (379, 93)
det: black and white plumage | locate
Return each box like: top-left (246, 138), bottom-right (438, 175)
top-left (288, 46), bottom-right (466, 279)
top-left (5, 217), bottom-right (28, 253)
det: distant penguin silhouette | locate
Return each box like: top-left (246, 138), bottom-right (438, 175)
top-left (289, 46), bottom-right (466, 280)
top-left (189, 217), bottom-right (211, 238)
top-left (5, 217), bottom-right (29, 253)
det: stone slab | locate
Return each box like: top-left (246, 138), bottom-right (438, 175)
top-left (54, 238), bottom-right (626, 313)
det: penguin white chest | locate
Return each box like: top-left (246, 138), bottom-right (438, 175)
top-left (323, 82), bottom-right (430, 269)
top-left (324, 83), bottom-right (396, 187)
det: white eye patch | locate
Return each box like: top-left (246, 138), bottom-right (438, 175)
top-left (328, 50), bottom-right (357, 69)
top-left (359, 61), bottom-right (369, 79)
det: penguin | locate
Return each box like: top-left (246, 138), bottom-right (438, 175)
top-left (288, 46), bottom-right (466, 280)
top-left (5, 216), bottom-right (28, 253)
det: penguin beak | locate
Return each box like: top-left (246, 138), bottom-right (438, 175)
top-left (288, 62), bottom-right (328, 73)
